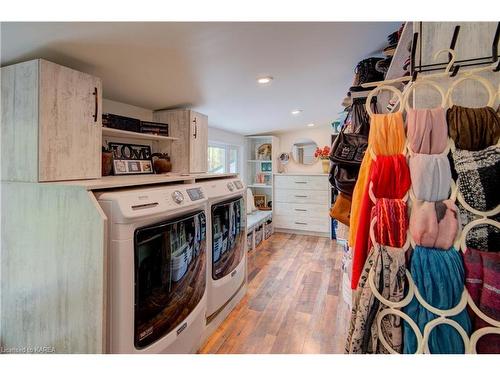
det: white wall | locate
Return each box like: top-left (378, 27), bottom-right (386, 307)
top-left (272, 124), bottom-right (332, 174)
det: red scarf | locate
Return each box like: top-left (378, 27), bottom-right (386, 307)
top-left (351, 154), bottom-right (411, 289)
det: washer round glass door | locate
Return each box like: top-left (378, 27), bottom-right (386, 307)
top-left (211, 197), bottom-right (245, 280)
top-left (134, 210), bottom-right (206, 349)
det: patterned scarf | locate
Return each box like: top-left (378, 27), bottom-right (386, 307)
top-left (463, 247), bottom-right (500, 353)
top-left (451, 144), bottom-right (500, 213)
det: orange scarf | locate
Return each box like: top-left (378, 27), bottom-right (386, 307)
top-left (348, 112), bottom-right (406, 247)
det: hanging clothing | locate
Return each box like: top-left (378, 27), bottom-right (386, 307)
top-left (351, 155), bottom-right (410, 289)
top-left (463, 247), bottom-right (500, 354)
top-left (403, 246), bottom-right (472, 354)
top-left (406, 107), bottom-right (448, 154)
top-left (409, 200), bottom-right (459, 250)
top-left (451, 144), bottom-right (500, 213)
top-left (409, 153), bottom-right (451, 202)
top-left (447, 105), bottom-right (500, 151)
top-left (349, 112), bottom-right (406, 248)
top-left (345, 243), bottom-right (406, 354)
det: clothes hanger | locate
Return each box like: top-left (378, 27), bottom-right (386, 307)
top-left (365, 85), bottom-right (404, 117)
top-left (445, 73), bottom-right (497, 107)
top-left (422, 316), bottom-right (470, 354)
top-left (376, 308), bottom-right (423, 354)
top-left (403, 79), bottom-right (447, 113)
top-left (368, 181), bottom-right (409, 205)
top-left (468, 327), bottom-right (500, 354)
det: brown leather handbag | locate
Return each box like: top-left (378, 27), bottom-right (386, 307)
top-left (330, 193), bottom-right (352, 226)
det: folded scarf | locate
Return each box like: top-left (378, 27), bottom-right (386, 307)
top-left (409, 153), bottom-right (451, 202)
top-left (447, 105), bottom-right (500, 151)
top-left (407, 107), bottom-right (448, 154)
top-left (463, 247), bottom-right (500, 354)
top-left (403, 246), bottom-right (472, 354)
top-left (371, 198), bottom-right (408, 248)
top-left (349, 112), bottom-right (406, 247)
top-left (410, 200), bottom-right (459, 250)
top-left (451, 144), bottom-right (500, 213)
top-left (352, 155), bottom-right (411, 289)
top-left (345, 244), bottom-right (406, 354)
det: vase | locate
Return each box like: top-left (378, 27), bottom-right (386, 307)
top-left (321, 159), bottom-right (330, 173)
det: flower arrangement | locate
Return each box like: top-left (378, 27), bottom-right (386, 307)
top-left (314, 145), bottom-right (331, 160)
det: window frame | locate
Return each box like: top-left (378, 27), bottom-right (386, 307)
top-left (208, 141), bottom-right (240, 174)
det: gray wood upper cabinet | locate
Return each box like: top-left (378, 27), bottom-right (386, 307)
top-left (153, 109), bottom-right (208, 174)
top-left (1, 59), bottom-right (102, 182)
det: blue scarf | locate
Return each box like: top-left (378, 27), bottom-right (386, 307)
top-left (403, 246), bottom-right (472, 354)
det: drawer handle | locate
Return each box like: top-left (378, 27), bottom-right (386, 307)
top-left (294, 209), bottom-right (307, 212)
top-left (295, 181), bottom-right (308, 184)
top-left (295, 195), bottom-right (308, 198)
top-left (295, 221), bottom-right (308, 225)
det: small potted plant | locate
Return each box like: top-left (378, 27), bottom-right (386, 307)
top-left (314, 145), bottom-right (331, 173)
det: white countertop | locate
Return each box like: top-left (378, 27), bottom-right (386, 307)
top-left (48, 173), bottom-right (239, 191)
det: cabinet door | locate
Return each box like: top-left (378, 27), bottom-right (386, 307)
top-left (38, 60), bottom-right (102, 181)
top-left (189, 111), bottom-right (208, 173)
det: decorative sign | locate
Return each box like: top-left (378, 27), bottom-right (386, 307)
top-left (108, 142), bottom-right (153, 175)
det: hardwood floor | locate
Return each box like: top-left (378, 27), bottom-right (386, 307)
top-left (199, 232), bottom-right (351, 354)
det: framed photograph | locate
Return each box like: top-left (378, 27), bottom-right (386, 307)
top-left (257, 143), bottom-right (272, 160)
top-left (253, 194), bottom-right (267, 208)
top-left (109, 142), bottom-right (154, 175)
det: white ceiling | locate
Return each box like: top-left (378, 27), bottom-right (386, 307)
top-left (1, 22), bottom-right (400, 134)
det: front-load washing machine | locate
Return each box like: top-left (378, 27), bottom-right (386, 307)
top-left (198, 177), bottom-right (247, 327)
top-left (96, 183), bottom-right (208, 353)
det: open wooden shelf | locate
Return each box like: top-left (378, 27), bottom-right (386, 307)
top-left (247, 184), bottom-right (272, 189)
top-left (102, 127), bottom-right (179, 141)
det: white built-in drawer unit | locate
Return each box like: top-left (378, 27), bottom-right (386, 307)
top-left (273, 174), bottom-right (330, 235)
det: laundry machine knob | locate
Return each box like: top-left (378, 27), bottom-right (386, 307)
top-left (172, 190), bottom-right (184, 204)
top-left (227, 182), bottom-right (234, 191)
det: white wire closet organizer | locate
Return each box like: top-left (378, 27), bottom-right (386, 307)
top-left (359, 58), bottom-right (500, 354)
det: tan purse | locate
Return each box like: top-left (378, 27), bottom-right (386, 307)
top-left (330, 193), bottom-right (352, 226)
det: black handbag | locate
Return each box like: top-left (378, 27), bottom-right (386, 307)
top-left (329, 132), bottom-right (368, 166)
top-left (330, 164), bottom-right (360, 196)
top-left (352, 57), bottom-right (385, 87)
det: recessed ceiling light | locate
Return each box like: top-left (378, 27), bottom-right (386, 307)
top-left (257, 76), bottom-right (273, 84)
top-left (291, 109), bottom-right (303, 115)
top-left (307, 123), bottom-right (315, 127)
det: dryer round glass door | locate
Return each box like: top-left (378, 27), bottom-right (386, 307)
top-left (134, 210), bottom-right (206, 349)
top-left (211, 197), bottom-right (245, 280)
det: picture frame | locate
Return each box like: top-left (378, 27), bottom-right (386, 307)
top-left (261, 162), bottom-right (272, 172)
top-left (253, 194), bottom-right (267, 208)
top-left (109, 142), bottom-right (154, 175)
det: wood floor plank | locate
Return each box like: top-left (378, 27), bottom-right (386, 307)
top-left (200, 233), bottom-right (350, 354)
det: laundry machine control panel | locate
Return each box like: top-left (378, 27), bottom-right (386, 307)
top-left (96, 183), bottom-right (208, 223)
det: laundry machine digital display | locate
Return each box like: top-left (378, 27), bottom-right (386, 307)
top-left (134, 210), bottom-right (206, 349)
top-left (211, 197), bottom-right (245, 280)
top-left (187, 187), bottom-right (204, 201)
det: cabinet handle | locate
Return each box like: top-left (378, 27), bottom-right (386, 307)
top-left (193, 117), bottom-right (197, 139)
top-left (295, 195), bottom-right (308, 198)
top-left (295, 222), bottom-right (308, 225)
top-left (295, 181), bottom-right (308, 184)
top-left (93, 87), bottom-right (98, 123)
top-left (294, 209), bottom-right (307, 212)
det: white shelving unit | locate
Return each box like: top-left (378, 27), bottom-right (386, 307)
top-left (244, 135), bottom-right (279, 209)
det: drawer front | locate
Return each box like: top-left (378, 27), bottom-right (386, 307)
top-left (274, 175), bottom-right (328, 191)
top-left (274, 202), bottom-right (329, 220)
top-left (274, 214), bottom-right (329, 233)
top-left (274, 189), bottom-right (329, 205)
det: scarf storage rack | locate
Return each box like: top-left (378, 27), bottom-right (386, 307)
top-left (349, 69), bottom-right (500, 354)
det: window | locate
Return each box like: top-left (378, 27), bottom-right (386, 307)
top-left (208, 143), bottom-right (240, 174)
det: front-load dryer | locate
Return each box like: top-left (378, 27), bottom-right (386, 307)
top-left (96, 183), bottom-right (208, 353)
top-left (198, 177), bottom-right (247, 326)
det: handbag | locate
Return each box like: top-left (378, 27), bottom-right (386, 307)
top-left (330, 193), bottom-right (352, 226)
top-left (331, 164), bottom-right (360, 196)
top-left (352, 57), bottom-right (385, 87)
top-left (329, 132), bottom-right (368, 166)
